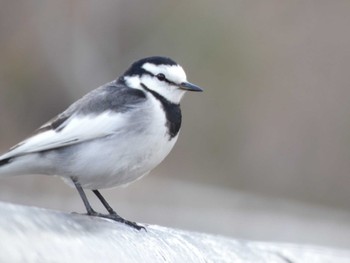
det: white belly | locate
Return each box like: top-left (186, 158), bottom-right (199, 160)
top-left (61, 132), bottom-right (178, 189)
top-left (57, 97), bottom-right (179, 189)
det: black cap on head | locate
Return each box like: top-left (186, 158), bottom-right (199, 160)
top-left (122, 56), bottom-right (178, 77)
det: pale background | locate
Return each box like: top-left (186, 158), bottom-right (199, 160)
top-left (1, 1), bottom-right (350, 249)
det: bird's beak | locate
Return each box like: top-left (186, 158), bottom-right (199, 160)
top-left (179, 82), bottom-right (203, 92)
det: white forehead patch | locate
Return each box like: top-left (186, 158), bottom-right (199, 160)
top-left (142, 63), bottom-right (187, 84)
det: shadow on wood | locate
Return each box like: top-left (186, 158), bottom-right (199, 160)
top-left (0, 202), bottom-right (349, 262)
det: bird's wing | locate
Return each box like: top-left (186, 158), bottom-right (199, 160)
top-left (0, 82), bottom-right (147, 161)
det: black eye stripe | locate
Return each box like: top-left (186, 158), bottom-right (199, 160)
top-left (147, 72), bottom-right (177, 86)
top-left (163, 78), bottom-right (177, 86)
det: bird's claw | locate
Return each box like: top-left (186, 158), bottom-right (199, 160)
top-left (85, 210), bottom-right (146, 231)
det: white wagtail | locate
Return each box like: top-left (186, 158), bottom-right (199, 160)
top-left (0, 56), bottom-right (202, 230)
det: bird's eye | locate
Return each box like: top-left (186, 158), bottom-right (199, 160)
top-left (156, 73), bottom-right (166, 81)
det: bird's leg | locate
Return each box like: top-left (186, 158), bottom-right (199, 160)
top-left (92, 189), bottom-right (146, 231)
top-left (71, 177), bottom-right (145, 230)
top-left (92, 189), bottom-right (116, 215)
top-left (71, 177), bottom-right (97, 216)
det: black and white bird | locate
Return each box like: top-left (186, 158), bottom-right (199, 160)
top-left (0, 56), bottom-right (202, 230)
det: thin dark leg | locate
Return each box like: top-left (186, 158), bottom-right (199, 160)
top-left (92, 189), bottom-right (146, 231)
top-left (71, 177), bottom-right (145, 231)
top-left (71, 177), bottom-right (96, 215)
top-left (92, 190), bottom-right (115, 214)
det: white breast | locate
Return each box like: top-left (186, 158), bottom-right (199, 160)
top-left (58, 93), bottom-right (179, 189)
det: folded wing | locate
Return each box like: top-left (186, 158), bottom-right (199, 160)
top-left (0, 81), bottom-right (147, 162)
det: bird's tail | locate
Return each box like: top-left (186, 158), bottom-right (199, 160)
top-left (0, 157), bottom-right (12, 167)
top-left (0, 156), bottom-right (16, 177)
top-left (0, 152), bottom-right (50, 177)
top-left (0, 154), bottom-right (30, 177)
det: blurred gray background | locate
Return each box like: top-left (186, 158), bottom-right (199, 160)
top-left (1, 0), bottom-right (350, 249)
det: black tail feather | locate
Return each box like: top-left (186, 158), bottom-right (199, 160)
top-left (0, 158), bottom-right (12, 167)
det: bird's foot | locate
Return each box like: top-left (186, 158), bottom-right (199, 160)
top-left (86, 210), bottom-right (146, 231)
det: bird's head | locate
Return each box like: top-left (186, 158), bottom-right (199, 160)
top-left (120, 56), bottom-right (203, 104)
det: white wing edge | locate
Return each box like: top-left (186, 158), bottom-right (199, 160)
top-left (0, 111), bottom-right (125, 160)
